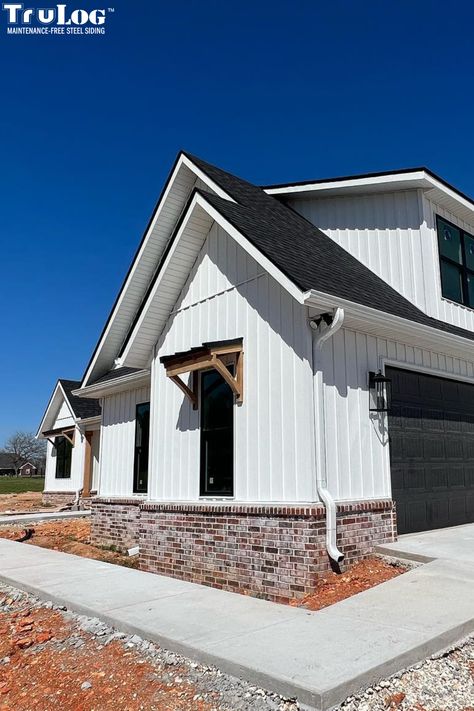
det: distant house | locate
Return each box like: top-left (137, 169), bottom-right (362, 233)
top-left (36, 379), bottom-right (101, 507)
top-left (0, 455), bottom-right (37, 476)
top-left (18, 462), bottom-right (38, 477)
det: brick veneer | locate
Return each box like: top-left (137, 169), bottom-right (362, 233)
top-left (138, 500), bottom-right (396, 603)
top-left (42, 491), bottom-right (77, 508)
top-left (90, 498), bottom-right (142, 552)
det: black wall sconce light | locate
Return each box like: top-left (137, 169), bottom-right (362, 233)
top-left (369, 370), bottom-right (392, 412)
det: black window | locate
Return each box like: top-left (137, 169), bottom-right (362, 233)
top-left (133, 402), bottom-right (150, 493)
top-left (55, 436), bottom-right (72, 479)
top-left (437, 215), bottom-right (474, 307)
top-left (200, 367), bottom-right (234, 497)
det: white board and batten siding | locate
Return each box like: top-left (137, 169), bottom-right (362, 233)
top-left (288, 190), bottom-right (426, 311)
top-left (99, 385), bottom-right (150, 497)
top-left (319, 325), bottom-right (474, 502)
top-left (44, 425), bottom-right (85, 493)
top-left (421, 193), bottom-right (474, 331)
top-left (149, 222), bottom-right (316, 503)
top-left (288, 189), bottom-right (474, 335)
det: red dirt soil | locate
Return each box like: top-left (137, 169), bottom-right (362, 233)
top-left (0, 519), bottom-right (138, 569)
top-left (0, 492), bottom-right (47, 514)
top-left (0, 595), bottom-right (214, 710)
top-left (290, 557), bottom-right (407, 611)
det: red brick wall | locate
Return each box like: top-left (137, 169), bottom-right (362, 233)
top-left (42, 491), bottom-right (77, 508)
top-left (139, 500), bottom-right (396, 603)
top-left (90, 498), bottom-right (142, 553)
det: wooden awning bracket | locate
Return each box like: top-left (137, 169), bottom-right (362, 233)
top-left (162, 339), bottom-right (244, 409)
top-left (62, 430), bottom-right (75, 446)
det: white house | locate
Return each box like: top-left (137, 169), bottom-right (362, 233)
top-left (37, 379), bottom-right (101, 507)
top-left (50, 152), bottom-right (474, 602)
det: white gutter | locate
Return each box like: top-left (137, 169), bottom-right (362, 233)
top-left (72, 370), bottom-right (150, 399)
top-left (309, 307), bottom-right (345, 564)
top-left (304, 289), bottom-right (474, 359)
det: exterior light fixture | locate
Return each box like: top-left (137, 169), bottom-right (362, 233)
top-left (369, 370), bottom-right (392, 413)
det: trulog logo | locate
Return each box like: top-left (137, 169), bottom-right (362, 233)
top-left (2, 3), bottom-right (114, 34)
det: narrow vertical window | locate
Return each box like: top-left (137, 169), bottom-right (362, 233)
top-left (133, 402), bottom-right (150, 493)
top-left (55, 436), bottom-right (72, 479)
top-left (200, 367), bottom-right (234, 497)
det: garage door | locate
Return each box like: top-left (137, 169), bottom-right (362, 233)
top-left (387, 367), bottom-right (474, 534)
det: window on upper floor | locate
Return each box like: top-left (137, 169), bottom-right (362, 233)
top-left (437, 215), bottom-right (474, 308)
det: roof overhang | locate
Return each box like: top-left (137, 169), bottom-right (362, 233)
top-left (118, 190), bottom-right (305, 370)
top-left (81, 152), bottom-right (236, 388)
top-left (265, 169), bottom-right (474, 226)
top-left (36, 381), bottom-right (76, 439)
top-left (73, 369), bottom-right (150, 399)
top-left (304, 290), bottom-right (474, 361)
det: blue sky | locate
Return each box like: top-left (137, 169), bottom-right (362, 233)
top-left (1, 0), bottom-right (474, 444)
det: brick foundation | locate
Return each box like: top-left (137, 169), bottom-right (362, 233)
top-left (90, 498), bottom-right (142, 553)
top-left (138, 500), bottom-right (396, 603)
top-left (42, 491), bottom-right (77, 508)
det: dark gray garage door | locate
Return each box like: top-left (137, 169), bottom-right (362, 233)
top-left (387, 367), bottom-right (474, 534)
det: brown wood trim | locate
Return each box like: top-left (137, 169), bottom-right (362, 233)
top-left (82, 431), bottom-right (93, 498)
top-left (163, 340), bottom-right (243, 406)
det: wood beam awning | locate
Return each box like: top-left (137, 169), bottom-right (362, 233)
top-left (43, 427), bottom-right (75, 447)
top-left (161, 338), bottom-right (243, 409)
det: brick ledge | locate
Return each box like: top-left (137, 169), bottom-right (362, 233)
top-left (140, 499), bottom-right (393, 517)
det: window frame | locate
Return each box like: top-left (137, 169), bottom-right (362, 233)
top-left (133, 401), bottom-right (150, 494)
top-left (436, 214), bottom-right (474, 307)
top-left (54, 435), bottom-right (72, 479)
top-left (199, 363), bottom-right (235, 499)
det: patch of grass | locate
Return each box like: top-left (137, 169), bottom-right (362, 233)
top-left (0, 477), bottom-right (44, 494)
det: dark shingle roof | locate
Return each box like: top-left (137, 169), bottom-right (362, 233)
top-left (183, 152), bottom-right (474, 345)
top-left (59, 379), bottom-right (101, 419)
top-left (91, 367), bottom-right (144, 385)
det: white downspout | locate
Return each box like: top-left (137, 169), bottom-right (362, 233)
top-left (310, 307), bottom-right (345, 564)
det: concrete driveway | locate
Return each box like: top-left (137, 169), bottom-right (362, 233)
top-left (377, 523), bottom-right (474, 563)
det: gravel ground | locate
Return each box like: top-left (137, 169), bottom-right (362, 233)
top-left (0, 581), bottom-right (472, 710)
top-left (337, 637), bottom-right (474, 711)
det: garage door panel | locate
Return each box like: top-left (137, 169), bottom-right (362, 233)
top-left (422, 436), bottom-right (446, 461)
top-left (422, 409), bottom-right (444, 432)
top-left (387, 367), bottom-right (474, 534)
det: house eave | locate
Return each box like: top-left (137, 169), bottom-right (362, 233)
top-left (72, 370), bottom-right (151, 399)
top-left (304, 290), bottom-right (474, 359)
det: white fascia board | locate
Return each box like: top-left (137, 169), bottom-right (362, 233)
top-left (36, 381), bottom-right (77, 438)
top-left (304, 289), bottom-right (474, 357)
top-left (195, 194), bottom-right (305, 304)
top-left (82, 154), bottom-right (235, 389)
top-left (120, 192), bottom-right (305, 366)
top-left (72, 370), bottom-right (150, 399)
top-left (424, 174), bottom-right (474, 220)
top-left (180, 155), bottom-right (236, 202)
top-left (264, 171), bottom-right (428, 197)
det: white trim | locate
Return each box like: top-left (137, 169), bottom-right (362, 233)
top-left (120, 193), bottom-right (306, 366)
top-left (82, 154), bottom-right (235, 388)
top-left (264, 171), bottom-right (428, 196)
top-left (73, 370), bottom-right (150, 399)
top-left (304, 289), bottom-right (474, 357)
top-left (381, 358), bottom-right (474, 387)
top-left (196, 194), bottom-right (305, 304)
top-left (36, 381), bottom-right (77, 438)
top-left (265, 170), bottom-right (474, 227)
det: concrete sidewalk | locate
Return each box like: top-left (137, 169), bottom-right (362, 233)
top-left (0, 539), bottom-right (473, 710)
top-left (376, 523), bottom-right (474, 564)
top-left (0, 510), bottom-right (90, 526)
